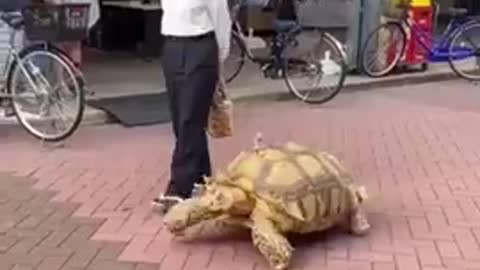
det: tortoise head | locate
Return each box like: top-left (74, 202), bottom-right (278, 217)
top-left (162, 196), bottom-right (215, 235)
top-left (163, 175), bottom-right (248, 235)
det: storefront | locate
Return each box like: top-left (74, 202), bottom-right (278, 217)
top-left (82, 0), bottom-right (356, 97)
top-left (431, 0), bottom-right (479, 35)
top-left (88, 0), bottom-right (161, 60)
top-left (89, 0), bottom-right (353, 54)
top-left (5, 0), bottom-right (477, 97)
top-left (437, 0), bottom-right (480, 15)
top-left (0, 1), bottom-right (162, 97)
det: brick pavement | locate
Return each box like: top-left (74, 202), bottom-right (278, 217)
top-left (0, 172), bottom-right (160, 270)
top-left (2, 80), bottom-right (480, 269)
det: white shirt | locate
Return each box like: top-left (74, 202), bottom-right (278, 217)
top-left (161, 0), bottom-right (231, 61)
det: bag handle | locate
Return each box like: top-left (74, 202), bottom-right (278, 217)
top-left (216, 77), bottom-right (228, 99)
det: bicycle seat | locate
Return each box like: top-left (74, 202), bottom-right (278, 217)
top-left (273, 20), bottom-right (299, 34)
top-left (448, 7), bottom-right (468, 17)
top-left (0, 12), bottom-right (24, 30)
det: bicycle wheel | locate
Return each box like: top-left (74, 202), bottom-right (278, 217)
top-left (7, 45), bottom-right (85, 142)
top-left (448, 22), bottom-right (480, 81)
top-left (49, 43), bottom-right (87, 89)
top-left (25, 42), bottom-right (87, 89)
top-left (360, 22), bottom-right (407, 77)
top-left (224, 31), bottom-right (246, 83)
top-left (283, 30), bottom-right (347, 104)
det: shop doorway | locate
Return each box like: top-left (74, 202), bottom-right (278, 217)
top-left (81, 0), bottom-right (164, 99)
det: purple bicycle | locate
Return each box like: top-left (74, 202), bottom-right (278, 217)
top-left (360, 0), bottom-right (480, 80)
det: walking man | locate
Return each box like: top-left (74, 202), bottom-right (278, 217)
top-left (153, 0), bottom-right (232, 211)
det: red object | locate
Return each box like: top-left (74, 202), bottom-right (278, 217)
top-left (403, 6), bottom-right (434, 65)
top-left (386, 38), bottom-right (400, 65)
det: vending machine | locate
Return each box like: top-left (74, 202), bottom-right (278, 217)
top-left (402, 0), bottom-right (433, 69)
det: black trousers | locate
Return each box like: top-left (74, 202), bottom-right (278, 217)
top-left (160, 32), bottom-right (219, 199)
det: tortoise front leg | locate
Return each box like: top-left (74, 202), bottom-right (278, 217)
top-left (251, 210), bottom-right (293, 270)
top-left (177, 214), bottom-right (250, 241)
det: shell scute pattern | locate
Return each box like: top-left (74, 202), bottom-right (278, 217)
top-left (223, 142), bottom-right (358, 222)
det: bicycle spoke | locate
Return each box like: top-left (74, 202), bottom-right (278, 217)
top-left (361, 22), bottom-right (406, 77)
top-left (51, 102), bottom-right (72, 130)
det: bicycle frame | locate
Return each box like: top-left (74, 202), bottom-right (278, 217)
top-left (401, 13), bottom-right (477, 61)
top-left (231, 0), bottom-right (314, 70)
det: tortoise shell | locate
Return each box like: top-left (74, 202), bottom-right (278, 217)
top-left (220, 142), bottom-right (363, 222)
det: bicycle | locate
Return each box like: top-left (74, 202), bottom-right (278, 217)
top-left (0, 4), bottom-right (88, 142)
top-left (224, 0), bottom-right (348, 104)
top-left (360, 0), bottom-right (480, 80)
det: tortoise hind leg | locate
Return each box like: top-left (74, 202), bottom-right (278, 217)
top-left (348, 186), bottom-right (370, 235)
top-left (349, 207), bottom-right (371, 236)
top-left (251, 210), bottom-right (293, 270)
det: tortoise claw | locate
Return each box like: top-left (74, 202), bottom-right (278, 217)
top-left (151, 196), bottom-right (184, 215)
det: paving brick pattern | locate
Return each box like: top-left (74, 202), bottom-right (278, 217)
top-left (2, 80), bottom-right (480, 269)
top-left (0, 172), bottom-right (156, 270)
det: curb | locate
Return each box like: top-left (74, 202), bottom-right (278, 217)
top-left (0, 106), bottom-right (113, 127)
top-left (231, 69), bottom-right (460, 103)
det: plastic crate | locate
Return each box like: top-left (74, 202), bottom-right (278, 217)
top-left (403, 6), bottom-right (433, 65)
top-left (22, 4), bottom-right (90, 42)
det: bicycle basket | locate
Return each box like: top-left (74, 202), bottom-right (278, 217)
top-left (22, 4), bottom-right (90, 42)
